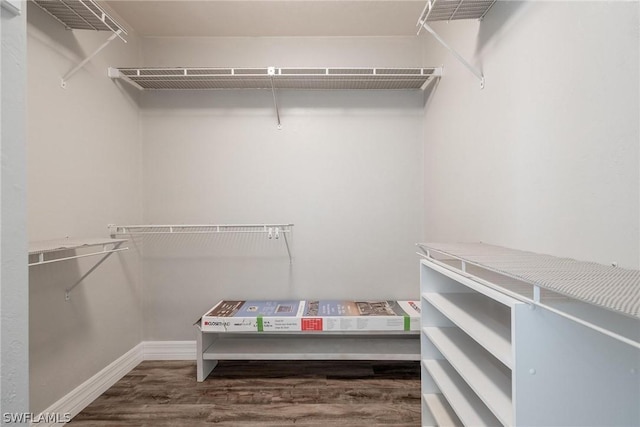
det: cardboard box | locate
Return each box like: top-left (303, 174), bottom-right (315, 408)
top-left (201, 299), bottom-right (421, 332)
top-left (201, 300), bottom-right (305, 332)
top-left (301, 300), bottom-right (421, 332)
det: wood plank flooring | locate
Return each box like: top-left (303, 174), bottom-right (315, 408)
top-left (69, 360), bottom-right (421, 426)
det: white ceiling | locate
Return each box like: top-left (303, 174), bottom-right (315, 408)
top-left (105, 1), bottom-right (427, 37)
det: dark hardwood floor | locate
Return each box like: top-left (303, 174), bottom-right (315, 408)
top-left (69, 360), bottom-right (422, 426)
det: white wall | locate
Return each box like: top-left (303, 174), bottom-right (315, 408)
top-left (19, 0), bottom-right (639, 416)
top-left (27, 3), bottom-right (143, 413)
top-left (422, 1), bottom-right (639, 268)
top-left (139, 37), bottom-right (426, 339)
top-left (141, 36), bottom-right (425, 68)
top-left (1, 0), bottom-right (29, 421)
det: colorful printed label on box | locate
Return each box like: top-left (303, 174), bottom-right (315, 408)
top-left (301, 300), bottom-right (420, 331)
top-left (201, 300), bottom-right (304, 332)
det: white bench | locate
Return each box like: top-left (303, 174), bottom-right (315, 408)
top-left (194, 322), bottom-right (420, 382)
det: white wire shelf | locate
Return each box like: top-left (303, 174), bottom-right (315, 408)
top-left (417, 0), bottom-right (497, 23)
top-left (109, 223), bottom-right (293, 236)
top-left (29, 237), bottom-right (128, 300)
top-left (418, 242), bottom-right (640, 320)
top-left (109, 224), bottom-right (294, 262)
top-left (29, 237), bottom-right (128, 267)
top-left (33, 0), bottom-right (127, 36)
top-left (108, 67), bottom-right (442, 91)
top-left (416, 1), bottom-right (496, 89)
top-left (34, 1), bottom-right (128, 87)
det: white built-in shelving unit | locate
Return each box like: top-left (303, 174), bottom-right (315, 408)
top-left (418, 242), bottom-right (640, 427)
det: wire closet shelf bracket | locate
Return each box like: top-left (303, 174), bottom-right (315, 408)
top-left (33, 0), bottom-right (128, 87)
top-left (29, 237), bottom-right (129, 301)
top-left (416, 0), bottom-right (497, 88)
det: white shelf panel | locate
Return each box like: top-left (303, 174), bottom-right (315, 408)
top-left (423, 292), bottom-right (512, 368)
top-left (423, 327), bottom-right (512, 426)
top-left (421, 259), bottom-right (521, 308)
top-left (423, 360), bottom-right (501, 426)
top-left (204, 335), bottom-right (420, 361)
top-left (112, 67), bottom-right (441, 91)
top-left (423, 393), bottom-right (462, 427)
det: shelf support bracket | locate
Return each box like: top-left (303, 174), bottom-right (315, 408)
top-left (61, 29), bottom-right (125, 88)
top-left (107, 68), bottom-right (144, 90)
top-left (533, 285), bottom-right (541, 303)
top-left (416, 244), bottom-right (430, 258)
top-left (64, 241), bottom-right (125, 301)
top-left (268, 67), bottom-right (283, 130)
top-left (418, 21), bottom-right (485, 89)
top-left (282, 232), bottom-right (292, 264)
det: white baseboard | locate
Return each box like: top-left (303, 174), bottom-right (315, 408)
top-left (142, 340), bottom-right (197, 360)
top-left (34, 340), bottom-right (196, 426)
top-left (34, 343), bottom-right (144, 427)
